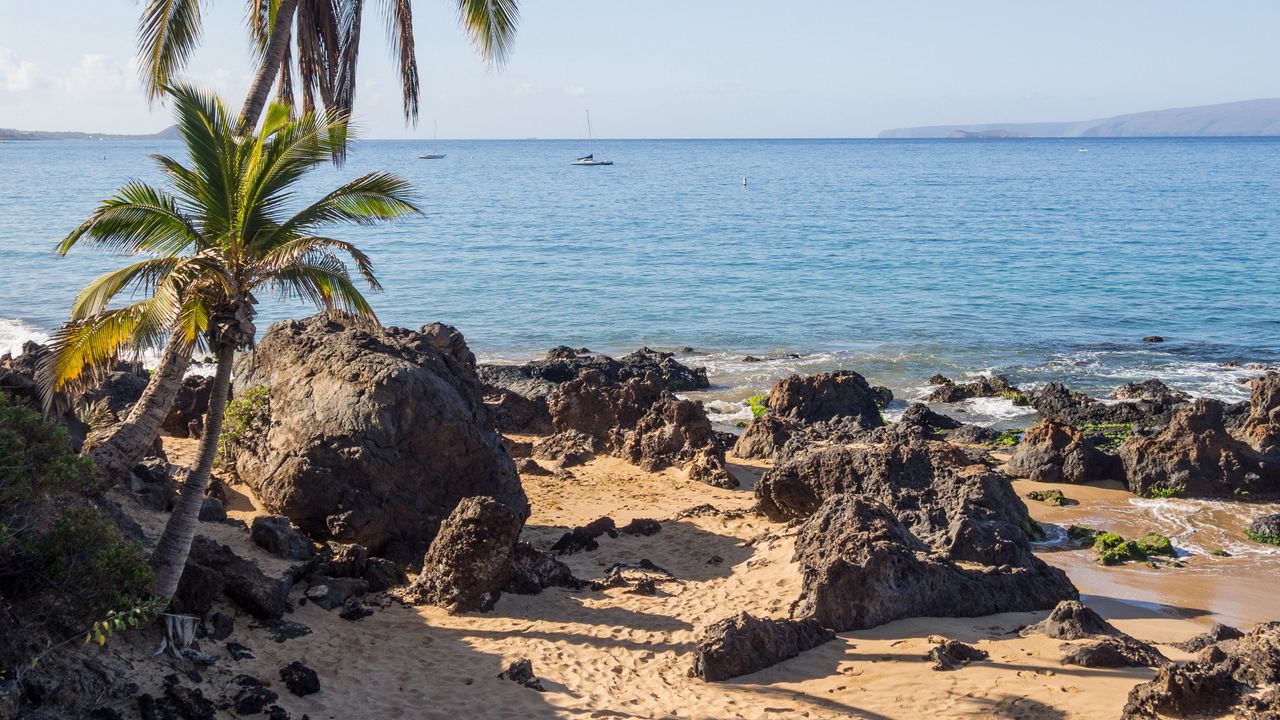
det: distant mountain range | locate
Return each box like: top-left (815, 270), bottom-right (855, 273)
top-left (879, 99), bottom-right (1280, 139)
top-left (0, 125), bottom-right (179, 141)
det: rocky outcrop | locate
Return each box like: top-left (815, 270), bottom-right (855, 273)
top-left (1249, 514), bottom-right (1280, 543)
top-left (1031, 381), bottom-right (1191, 430)
top-left (925, 374), bottom-right (1024, 404)
top-left (1111, 379), bottom-right (1190, 404)
top-left (545, 369), bottom-right (736, 486)
top-left (758, 428), bottom-right (1041, 567)
top-left (175, 537), bottom-right (293, 620)
top-left (229, 315), bottom-right (527, 564)
top-left (1118, 399), bottom-right (1275, 497)
top-left (250, 516), bottom-right (316, 561)
top-left (767, 371), bottom-right (884, 428)
top-left (791, 496), bottom-right (1076, 632)
top-left (1239, 371), bottom-right (1280, 465)
top-left (161, 375), bottom-right (215, 438)
top-left (481, 346), bottom-right (710, 397)
top-left (927, 640), bottom-right (989, 671)
top-left (731, 415), bottom-right (800, 460)
top-left (899, 403), bottom-right (963, 431)
top-left (691, 612), bottom-right (835, 681)
top-left (505, 542), bottom-right (584, 594)
top-left (497, 658), bottom-right (545, 692)
top-left (945, 424), bottom-right (1003, 445)
top-left (1020, 600), bottom-right (1121, 640)
top-left (406, 496), bottom-right (522, 613)
top-left (1007, 421), bottom-right (1118, 483)
top-left (1061, 637), bottom-right (1169, 669)
top-left (1123, 622), bottom-right (1280, 719)
top-left (1174, 623), bottom-right (1245, 653)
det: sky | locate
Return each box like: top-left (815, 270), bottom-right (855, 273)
top-left (1, 1), bottom-right (1279, 139)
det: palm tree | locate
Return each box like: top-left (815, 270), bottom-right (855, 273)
top-left (140, 0), bottom-right (521, 132)
top-left (41, 84), bottom-right (418, 600)
top-left (77, 0), bottom-right (518, 481)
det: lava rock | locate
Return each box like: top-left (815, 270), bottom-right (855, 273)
top-left (406, 496), bottom-right (522, 613)
top-left (279, 661), bottom-right (320, 697)
top-left (179, 536), bottom-right (293, 620)
top-left (731, 415), bottom-right (801, 460)
top-left (1019, 600), bottom-right (1122, 640)
top-left (550, 516), bottom-right (617, 554)
top-left (1007, 421), bottom-right (1118, 484)
top-left (250, 516), bottom-right (316, 561)
top-left (927, 640), bottom-right (989, 671)
top-left (767, 371), bottom-right (884, 428)
top-left (691, 612), bottom-right (834, 681)
top-left (505, 542), bottom-right (584, 594)
top-left (1174, 623), bottom-right (1245, 653)
top-left (497, 658), bottom-right (545, 692)
top-left (1061, 636), bottom-right (1169, 669)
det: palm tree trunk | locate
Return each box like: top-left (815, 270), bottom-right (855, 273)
top-left (86, 333), bottom-right (194, 483)
top-left (238, 0), bottom-right (299, 134)
top-left (149, 341), bottom-right (234, 601)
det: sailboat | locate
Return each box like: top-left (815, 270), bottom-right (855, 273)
top-left (418, 120), bottom-right (445, 159)
top-left (572, 110), bottom-right (613, 166)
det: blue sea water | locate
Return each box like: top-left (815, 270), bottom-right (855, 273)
top-left (2, 137), bottom-right (1278, 421)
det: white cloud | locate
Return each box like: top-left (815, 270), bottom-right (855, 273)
top-left (66, 53), bottom-right (128, 95)
top-left (0, 48), bottom-right (38, 92)
top-left (562, 85), bottom-right (586, 97)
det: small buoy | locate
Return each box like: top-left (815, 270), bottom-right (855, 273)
top-left (741, 176), bottom-right (747, 186)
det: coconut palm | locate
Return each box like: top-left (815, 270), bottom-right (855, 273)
top-left (140, 0), bottom-right (521, 132)
top-left (77, 0), bottom-right (517, 480)
top-left (41, 84), bottom-right (418, 600)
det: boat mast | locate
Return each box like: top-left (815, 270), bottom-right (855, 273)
top-left (586, 109), bottom-right (594, 156)
top-left (433, 120), bottom-right (438, 154)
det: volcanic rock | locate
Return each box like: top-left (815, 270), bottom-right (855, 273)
top-left (767, 371), bottom-right (884, 427)
top-left (731, 415), bottom-right (801, 460)
top-left (406, 496), bottom-right (522, 613)
top-left (250, 516), bottom-right (315, 561)
top-left (1007, 421), bottom-right (1118, 483)
top-left (691, 612), bottom-right (835, 681)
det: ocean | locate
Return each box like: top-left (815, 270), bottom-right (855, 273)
top-left (2, 137), bottom-right (1278, 425)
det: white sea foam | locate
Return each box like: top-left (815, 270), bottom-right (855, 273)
top-left (0, 317), bottom-right (47, 357)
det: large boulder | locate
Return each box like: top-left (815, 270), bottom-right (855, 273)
top-left (229, 316), bottom-right (527, 563)
top-left (1118, 399), bottom-right (1275, 497)
top-left (1123, 621), bottom-right (1280, 720)
top-left (1007, 421), bottom-right (1118, 483)
top-left (622, 396), bottom-right (737, 487)
top-left (1019, 600), bottom-right (1122, 640)
top-left (691, 613), bottom-right (834, 681)
top-left (480, 346), bottom-right (710, 398)
top-left (406, 496), bottom-right (522, 613)
top-left (791, 495), bottom-right (1076, 632)
top-left (767, 371), bottom-right (884, 428)
top-left (758, 428), bottom-right (1039, 566)
top-left (731, 415), bottom-right (801, 460)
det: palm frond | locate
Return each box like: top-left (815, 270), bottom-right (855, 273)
top-left (268, 262), bottom-right (378, 319)
top-left (166, 84), bottom-right (241, 237)
top-left (266, 171), bottom-right (418, 245)
top-left (68, 258), bottom-right (186, 320)
top-left (455, 0), bottom-right (519, 67)
top-left (58, 182), bottom-right (198, 257)
top-left (378, 0), bottom-right (419, 122)
top-left (256, 235), bottom-right (380, 289)
top-left (138, 0), bottom-right (204, 102)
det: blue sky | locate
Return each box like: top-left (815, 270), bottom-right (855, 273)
top-left (1, 0), bottom-right (1278, 138)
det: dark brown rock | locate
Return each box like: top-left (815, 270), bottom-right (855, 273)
top-left (1007, 421), bottom-right (1118, 484)
top-left (791, 495), bottom-right (1076, 632)
top-left (279, 661), bottom-right (320, 697)
top-left (924, 374), bottom-right (1023, 404)
top-left (1020, 600), bottom-right (1122, 640)
top-left (504, 542), bottom-right (584, 594)
top-left (1174, 623), bottom-right (1245, 653)
top-left (497, 658), bottom-right (545, 691)
top-left (731, 415), bottom-right (801, 460)
top-left (532, 430), bottom-right (599, 468)
top-left (180, 537), bottom-right (293, 620)
top-left (406, 496), bottom-right (522, 613)
top-left (768, 371), bottom-right (884, 427)
top-left (1062, 637), bottom-right (1169, 668)
top-left (250, 516), bottom-right (316, 561)
top-left (927, 640), bottom-right (989, 671)
top-left (758, 430), bottom-right (1043, 567)
top-left (691, 612), bottom-right (835, 681)
top-left (162, 375), bottom-right (214, 438)
top-left (1111, 379), bottom-right (1190, 404)
top-left (230, 315), bottom-right (528, 562)
top-left (1119, 399), bottom-right (1275, 497)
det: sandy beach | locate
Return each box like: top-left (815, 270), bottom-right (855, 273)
top-left (118, 437), bottom-right (1278, 720)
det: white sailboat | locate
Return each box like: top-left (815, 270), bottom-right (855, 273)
top-left (418, 120), bottom-right (445, 159)
top-left (572, 110), bottom-right (613, 166)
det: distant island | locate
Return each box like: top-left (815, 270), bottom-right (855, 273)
top-left (881, 98), bottom-right (1280, 138)
top-left (0, 125), bottom-right (179, 141)
top-left (946, 130), bottom-right (1031, 139)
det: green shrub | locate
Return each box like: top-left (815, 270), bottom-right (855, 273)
top-left (745, 394), bottom-right (768, 418)
top-left (0, 394), bottom-right (154, 633)
top-left (1092, 532), bottom-right (1126, 551)
top-left (1000, 389), bottom-right (1031, 406)
top-left (218, 384), bottom-right (269, 463)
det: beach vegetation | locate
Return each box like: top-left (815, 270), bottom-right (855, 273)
top-left (1246, 528), bottom-right (1280, 546)
top-left (43, 84), bottom-right (417, 604)
top-left (218, 385), bottom-right (269, 464)
top-left (1098, 540), bottom-right (1148, 565)
top-left (993, 429), bottom-right (1021, 447)
top-left (745, 394), bottom-right (768, 418)
top-left (1025, 489), bottom-right (1071, 506)
top-left (1144, 484), bottom-right (1186, 499)
top-left (1079, 422), bottom-right (1134, 451)
top-left (1136, 533), bottom-right (1175, 556)
top-left (1000, 389), bottom-right (1030, 406)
